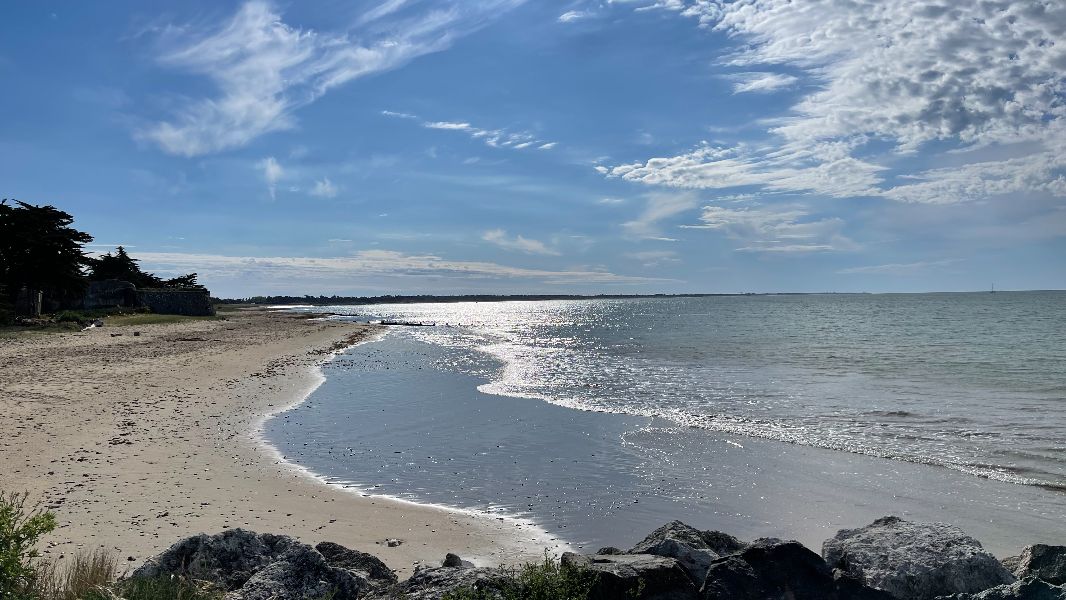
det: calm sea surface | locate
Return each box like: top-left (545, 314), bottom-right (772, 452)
top-left (269, 292), bottom-right (1066, 549)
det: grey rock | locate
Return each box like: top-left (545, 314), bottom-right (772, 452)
top-left (823, 516), bottom-right (1015, 600)
top-left (315, 541), bottom-right (397, 585)
top-left (133, 529), bottom-right (299, 590)
top-left (629, 521), bottom-right (744, 587)
top-left (225, 549), bottom-right (365, 600)
top-left (934, 576), bottom-right (1066, 600)
top-left (1009, 545), bottom-right (1066, 585)
top-left (702, 538), bottom-right (890, 600)
top-left (580, 552), bottom-right (699, 600)
top-left (597, 546), bottom-right (625, 555)
top-left (372, 566), bottom-right (512, 600)
top-left (442, 553), bottom-right (464, 568)
top-left (134, 530), bottom-right (366, 600)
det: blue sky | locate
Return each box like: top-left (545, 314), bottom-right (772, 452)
top-left (2, 1), bottom-right (1064, 297)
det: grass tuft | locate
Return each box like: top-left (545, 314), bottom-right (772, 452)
top-left (442, 554), bottom-right (596, 600)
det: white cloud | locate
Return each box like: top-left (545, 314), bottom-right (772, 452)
top-left (257, 156), bottom-right (283, 199)
top-left (624, 0), bottom-right (1066, 205)
top-left (598, 197), bottom-right (626, 205)
top-left (558, 10), bottom-right (590, 23)
top-left (139, 1), bottom-right (526, 156)
top-left (482, 229), bottom-right (561, 256)
top-left (681, 203), bottom-right (857, 253)
top-left (384, 111), bottom-right (557, 151)
top-left (607, 140), bottom-right (884, 198)
top-left (133, 249), bottom-right (661, 286)
top-left (622, 191), bottom-right (700, 238)
top-left (310, 177), bottom-right (339, 198)
top-left (731, 72), bottom-right (797, 94)
top-left (838, 259), bottom-right (961, 275)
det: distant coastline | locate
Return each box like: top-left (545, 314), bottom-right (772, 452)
top-left (215, 291), bottom-right (866, 305)
top-left (213, 289), bottom-right (1063, 306)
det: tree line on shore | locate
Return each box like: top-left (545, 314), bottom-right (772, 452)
top-left (0, 199), bottom-right (199, 323)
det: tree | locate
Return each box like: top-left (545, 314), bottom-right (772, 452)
top-left (89, 246), bottom-right (163, 288)
top-left (0, 200), bottom-right (93, 308)
top-left (89, 247), bottom-right (202, 289)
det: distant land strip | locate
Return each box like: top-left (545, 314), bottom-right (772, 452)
top-left (213, 292), bottom-right (862, 305)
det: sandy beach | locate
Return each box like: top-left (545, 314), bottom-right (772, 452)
top-left (0, 308), bottom-right (547, 576)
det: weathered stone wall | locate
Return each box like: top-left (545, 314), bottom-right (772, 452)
top-left (138, 288), bottom-right (215, 316)
top-left (84, 280), bottom-right (138, 309)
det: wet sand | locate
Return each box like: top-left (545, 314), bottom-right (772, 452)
top-left (0, 309), bottom-right (547, 576)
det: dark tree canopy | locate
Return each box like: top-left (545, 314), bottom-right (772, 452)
top-left (0, 199), bottom-right (94, 303)
top-left (89, 246), bottom-right (201, 289)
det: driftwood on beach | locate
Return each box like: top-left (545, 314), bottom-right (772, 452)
top-left (131, 516), bottom-right (1066, 600)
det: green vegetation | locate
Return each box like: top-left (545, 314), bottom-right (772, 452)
top-left (104, 314), bottom-right (223, 326)
top-left (89, 247), bottom-right (201, 291)
top-left (1, 492), bottom-right (57, 599)
top-left (0, 201), bottom-right (94, 311)
top-left (442, 555), bottom-right (597, 600)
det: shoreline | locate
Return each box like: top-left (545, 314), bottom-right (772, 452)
top-left (0, 308), bottom-right (551, 576)
top-left (251, 322), bottom-right (570, 559)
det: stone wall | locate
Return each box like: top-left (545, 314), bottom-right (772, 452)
top-left (84, 280), bottom-right (138, 309)
top-left (137, 288), bottom-right (215, 316)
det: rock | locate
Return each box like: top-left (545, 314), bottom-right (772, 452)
top-left (823, 516), bottom-right (1015, 599)
top-left (386, 538), bottom-right (403, 547)
top-left (628, 520), bottom-right (745, 587)
top-left (315, 541), bottom-right (397, 585)
top-left (225, 549), bottom-right (365, 600)
top-left (442, 553), bottom-right (464, 567)
top-left (1008, 545), bottom-right (1066, 585)
top-left (580, 553), bottom-right (699, 600)
top-left (598, 546), bottom-right (626, 555)
top-left (371, 566), bottom-right (512, 600)
top-left (133, 530), bottom-right (366, 600)
top-left (702, 538), bottom-right (891, 600)
top-left (934, 576), bottom-right (1066, 599)
top-left (133, 529), bottom-right (298, 590)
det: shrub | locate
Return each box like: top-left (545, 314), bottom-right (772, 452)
top-left (0, 491), bottom-right (57, 599)
top-left (96, 576), bottom-right (223, 600)
top-left (28, 549), bottom-right (117, 600)
top-left (442, 554), bottom-right (596, 600)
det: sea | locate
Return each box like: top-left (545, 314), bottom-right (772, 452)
top-left (266, 292), bottom-right (1066, 553)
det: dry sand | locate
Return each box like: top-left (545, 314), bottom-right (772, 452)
top-left (0, 308), bottom-right (547, 576)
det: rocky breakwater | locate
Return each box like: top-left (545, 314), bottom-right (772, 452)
top-left (132, 517), bottom-right (1066, 599)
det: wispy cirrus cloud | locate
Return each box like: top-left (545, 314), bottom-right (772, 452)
top-left (384, 110), bottom-right (557, 151)
top-left (482, 229), bottom-right (560, 255)
top-left (681, 203), bottom-right (857, 254)
top-left (139, 0), bottom-right (526, 156)
top-left (837, 258), bottom-right (962, 275)
top-left (731, 72), bottom-right (797, 94)
top-left (622, 191), bottom-right (700, 240)
top-left (309, 177), bottom-right (339, 198)
top-left (618, 0), bottom-right (1066, 206)
top-left (257, 156), bottom-right (283, 199)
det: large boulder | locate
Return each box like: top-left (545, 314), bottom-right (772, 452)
top-left (934, 576), bottom-right (1066, 600)
top-left (701, 538), bottom-right (890, 600)
top-left (563, 552), bottom-right (699, 600)
top-left (315, 541), bottom-right (397, 585)
top-left (628, 520), bottom-right (746, 587)
top-left (823, 516), bottom-right (1015, 599)
top-left (133, 530), bottom-right (366, 600)
top-left (369, 566), bottom-right (512, 600)
top-left (1006, 545), bottom-right (1066, 585)
top-left (226, 550), bottom-right (365, 600)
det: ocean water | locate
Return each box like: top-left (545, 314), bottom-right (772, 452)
top-left (267, 292), bottom-right (1066, 551)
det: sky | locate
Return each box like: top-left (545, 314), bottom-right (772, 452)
top-left (2, 0), bottom-right (1064, 297)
